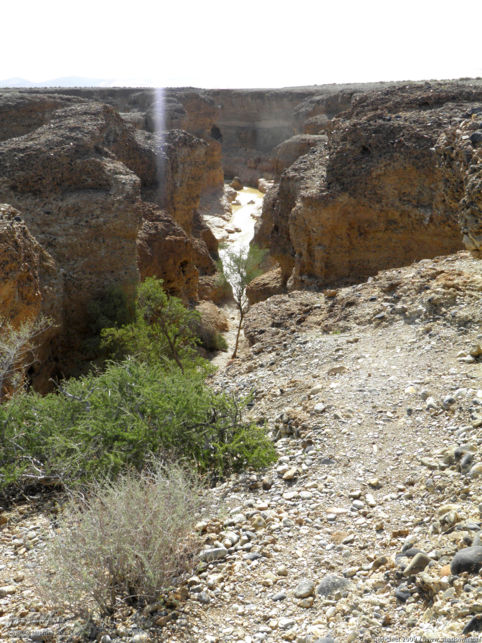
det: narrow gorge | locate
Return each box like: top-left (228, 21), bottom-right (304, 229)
top-left (0, 79), bottom-right (481, 642)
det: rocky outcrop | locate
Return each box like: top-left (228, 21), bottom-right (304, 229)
top-left (137, 204), bottom-right (199, 300)
top-left (0, 91), bottom-right (228, 380)
top-left (0, 205), bottom-right (44, 327)
top-left (0, 204), bottom-right (62, 391)
top-left (0, 92), bottom-right (80, 142)
top-left (293, 90), bottom-right (356, 134)
top-left (246, 266), bottom-right (285, 305)
top-left (0, 99), bottom-right (145, 369)
top-left (261, 83), bottom-right (482, 289)
top-left (271, 134), bottom-right (327, 176)
top-left (136, 128), bottom-right (210, 234)
top-left (436, 114), bottom-right (482, 258)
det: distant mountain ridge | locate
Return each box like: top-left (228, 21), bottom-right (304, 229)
top-left (0, 76), bottom-right (119, 88)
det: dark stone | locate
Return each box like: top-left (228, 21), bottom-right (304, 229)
top-left (317, 575), bottom-right (350, 597)
top-left (470, 131), bottom-right (482, 146)
top-left (450, 546), bottom-right (482, 575)
top-left (461, 452), bottom-right (474, 470)
top-left (394, 588), bottom-right (411, 602)
top-left (462, 614), bottom-right (482, 634)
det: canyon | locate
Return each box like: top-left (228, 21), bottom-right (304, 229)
top-left (0, 80), bottom-right (481, 387)
top-left (0, 79), bottom-right (481, 642)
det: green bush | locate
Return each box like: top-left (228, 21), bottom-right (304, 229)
top-left (82, 286), bottom-right (135, 359)
top-left (37, 462), bottom-right (204, 614)
top-left (0, 358), bottom-right (276, 497)
top-left (101, 278), bottom-right (201, 371)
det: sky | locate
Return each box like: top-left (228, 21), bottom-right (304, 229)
top-left (2, 0), bottom-right (481, 88)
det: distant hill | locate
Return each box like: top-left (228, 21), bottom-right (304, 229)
top-left (0, 76), bottom-right (115, 88)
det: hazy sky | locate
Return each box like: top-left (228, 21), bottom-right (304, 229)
top-left (3, 0), bottom-right (481, 87)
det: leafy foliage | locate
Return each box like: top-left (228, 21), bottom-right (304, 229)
top-left (101, 278), bottom-right (201, 371)
top-left (218, 245), bottom-right (267, 357)
top-left (0, 357), bottom-right (276, 497)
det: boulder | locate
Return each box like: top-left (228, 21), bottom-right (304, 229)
top-left (246, 267), bottom-right (285, 305)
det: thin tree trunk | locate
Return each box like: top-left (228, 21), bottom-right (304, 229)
top-left (231, 310), bottom-right (244, 359)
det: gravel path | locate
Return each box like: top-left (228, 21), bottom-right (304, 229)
top-left (0, 252), bottom-right (481, 642)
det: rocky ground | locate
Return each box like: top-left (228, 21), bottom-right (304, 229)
top-left (0, 251), bottom-right (481, 642)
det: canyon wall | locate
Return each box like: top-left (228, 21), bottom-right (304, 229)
top-left (436, 115), bottom-right (482, 258)
top-left (0, 92), bottom-right (218, 383)
top-left (1, 81), bottom-right (480, 388)
top-left (255, 82), bottom-right (482, 291)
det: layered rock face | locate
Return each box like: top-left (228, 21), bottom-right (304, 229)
top-left (0, 204), bottom-right (61, 391)
top-left (260, 83), bottom-right (482, 290)
top-left (436, 115), bottom-right (482, 257)
top-left (0, 92), bottom-right (219, 380)
top-left (0, 97), bottom-right (145, 375)
top-left (137, 203), bottom-right (199, 300)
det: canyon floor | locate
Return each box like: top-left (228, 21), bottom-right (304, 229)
top-left (0, 251), bottom-right (481, 642)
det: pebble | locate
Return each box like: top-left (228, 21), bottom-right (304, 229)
top-left (468, 462), bottom-right (482, 478)
top-left (272, 592), bottom-right (286, 601)
top-left (317, 575), bottom-right (350, 597)
top-left (450, 546), bottom-right (482, 575)
top-left (0, 585), bottom-right (16, 597)
top-left (294, 579), bottom-right (315, 598)
top-left (403, 552), bottom-right (431, 576)
top-left (199, 547), bottom-right (229, 562)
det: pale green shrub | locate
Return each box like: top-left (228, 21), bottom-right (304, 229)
top-left (37, 462), bottom-right (205, 615)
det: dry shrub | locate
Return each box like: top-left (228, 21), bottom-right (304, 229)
top-left (37, 462), bottom-right (205, 615)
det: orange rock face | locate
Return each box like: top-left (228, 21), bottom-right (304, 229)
top-left (0, 205), bottom-right (43, 326)
top-left (261, 84), bottom-right (482, 289)
top-left (137, 204), bottom-right (198, 301)
top-left (0, 204), bottom-right (61, 392)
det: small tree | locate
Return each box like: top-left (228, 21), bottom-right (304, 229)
top-left (101, 278), bottom-right (200, 372)
top-left (220, 245), bottom-right (266, 358)
top-left (0, 316), bottom-right (51, 402)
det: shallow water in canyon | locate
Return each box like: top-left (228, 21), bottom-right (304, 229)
top-left (221, 186), bottom-right (264, 256)
top-left (209, 185), bottom-right (264, 365)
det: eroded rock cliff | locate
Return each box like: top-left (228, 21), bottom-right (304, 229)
top-left (259, 83), bottom-right (482, 290)
top-left (0, 93), bottom-right (218, 379)
top-left (436, 114), bottom-right (482, 257)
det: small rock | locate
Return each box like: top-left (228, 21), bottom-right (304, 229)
top-left (394, 588), bottom-right (411, 602)
top-left (272, 592), bottom-right (286, 601)
top-left (298, 596), bottom-right (314, 608)
top-left (251, 514), bottom-right (266, 530)
top-left (294, 579), bottom-right (315, 598)
top-left (282, 467), bottom-right (298, 481)
top-left (196, 591), bottom-right (210, 604)
top-left (462, 614), bottom-right (482, 634)
top-left (0, 585), bottom-right (16, 597)
top-left (425, 396), bottom-right (438, 410)
top-left (372, 555), bottom-right (388, 570)
top-left (450, 546), bottom-right (482, 575)
top-left (317, 575), bottom-right (350, 597)
top-left (30, 631), bottom-right (55, 642)
top-left (199, 547), bottom-right (228, 562)
top-left (469, 462), bottom-right (482, 478)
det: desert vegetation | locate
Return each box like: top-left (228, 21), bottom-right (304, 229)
top-left (0, 278), bottom-right (276, 613)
